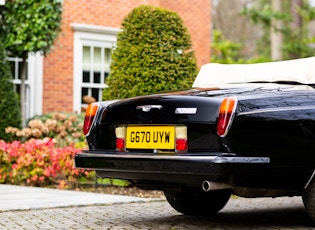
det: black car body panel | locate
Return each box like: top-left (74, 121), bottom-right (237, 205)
top-left (76, 84), bottom-right (315, 194)
top-left (75, 57), bottom-right (315, 220)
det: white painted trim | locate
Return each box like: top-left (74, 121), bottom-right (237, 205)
top-left (27, 52), bottom-right (43, 118)
top-left (71, 23), bottom-right (121, 35)
top-left (34, 53), bottom-right (43, 116)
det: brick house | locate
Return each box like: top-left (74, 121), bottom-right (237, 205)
top-left (10, 0), bottom-right (211, 119)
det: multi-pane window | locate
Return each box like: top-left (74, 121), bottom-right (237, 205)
top-left (72, 24), bottom-right (119, 113)
top-left (7, 57), bottom-right (31, 118)
top-left (81, 45), bottom-right (112, 105)
top-left (8, 57), bottom-right (29, 94)
top-left (6, 54), bottom-right (43, 121)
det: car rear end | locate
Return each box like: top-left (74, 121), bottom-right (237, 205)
top-left (75, 91), bottom-right (270, 190)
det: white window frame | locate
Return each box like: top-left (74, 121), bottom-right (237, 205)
top-left (72, 23), bottom-right (119, 114)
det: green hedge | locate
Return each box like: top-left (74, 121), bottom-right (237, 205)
top-left (0, 40), bottom-right (21, 142)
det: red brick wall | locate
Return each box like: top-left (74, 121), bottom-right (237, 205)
top-left (43, 0), bottom-right (211, 113)
top-left (160, 0), bottom-right (211, 67)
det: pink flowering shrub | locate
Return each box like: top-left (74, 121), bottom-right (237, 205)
top-left (0, 138), bottom-right (92, 189)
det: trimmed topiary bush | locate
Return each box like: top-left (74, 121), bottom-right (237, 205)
top-left (103, 5), bottom-right (198, 100)
top-left (0, 40), bottom-right (21, 142)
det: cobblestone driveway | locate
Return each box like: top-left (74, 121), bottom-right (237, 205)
top-left (0, 196), bottom-right (313, 229)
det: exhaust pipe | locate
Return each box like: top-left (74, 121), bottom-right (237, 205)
top-left (202, 180), bottom-right (212, 192)
top-left (202, 180), bottom-right (232, 192)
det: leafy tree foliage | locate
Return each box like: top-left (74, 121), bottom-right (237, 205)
top-left (211, 30), bottom-right (242, 64)
top-left (211, 0), bottom-right (263, 59)
top-left (0, 40), bottom-right (21, 141)
top-left (103, 5), bottom-right (198, 100)
top-left (0, 0), bottom-right (62, 125)
top-left (211, 30), bottom-right (271, 64)
top-left (0, 0), bottom-right (62, 57)
top-left (242, 0), bottom-right (315, 59)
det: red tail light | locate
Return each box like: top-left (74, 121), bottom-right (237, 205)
top-left (217, 96), bottom-right (237, 137)
top-left (176, 139), bottom-right (188, 151)
top-left (115, 127), bottom-right (126, 151)
top-left (116, 138), bottom-right (125, 152)
top-left (175, 126), bottom-right (188, 153)
top-left (83, 102), bottom-right (99, 135)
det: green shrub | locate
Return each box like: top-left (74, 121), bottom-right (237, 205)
top-left (103, 5), bottom-right (198, 100)
top-left (0, 40), bottom-right (21, 142)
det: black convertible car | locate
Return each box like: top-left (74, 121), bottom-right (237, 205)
top-left (75, 57), bottom-right (315, 222)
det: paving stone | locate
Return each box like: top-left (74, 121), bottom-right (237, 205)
top-left (0, 197), bottom-right (313, 229)
top-left (0, 185), bottom-right (313, 229)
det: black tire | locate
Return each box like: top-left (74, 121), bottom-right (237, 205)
top-left (164, 189), bottom-right (231, 216)
top-left (303, 175), bottom-right (315, 223)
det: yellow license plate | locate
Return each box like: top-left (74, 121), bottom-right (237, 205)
top-left (126, 126), bottom-right (175, 149)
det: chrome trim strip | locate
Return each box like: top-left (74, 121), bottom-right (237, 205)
top-left (136, 105), bottom-right (163, 112)
top-left (214, 157), bottom-right (270, 163)
top-left (175, 108), bottom-right (197, 114)
top-left (85, 102), bottom-right (101, 137)
top-left (305, 170), bottom-right (315, 189)
top-left (78, 153), bottom-right (270, 164)
top-left (239, 105), bottom-right (315, 116)
top-left (85, 100), bottom-right (119, 138)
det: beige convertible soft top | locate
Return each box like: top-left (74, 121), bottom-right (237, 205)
top-left (192, 57), bottom-right (315, 88)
